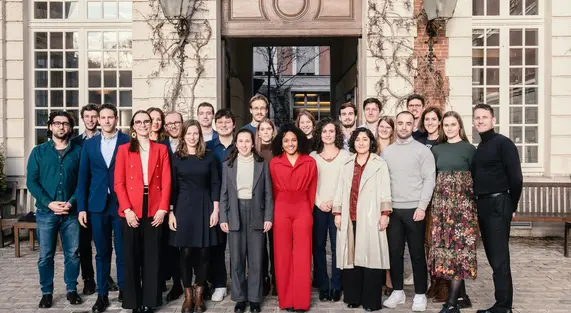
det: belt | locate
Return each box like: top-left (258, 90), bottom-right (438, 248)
top-left (476, 191), bottom-right (508, 200)
top-left (143, 186), bottom-right (149, 195)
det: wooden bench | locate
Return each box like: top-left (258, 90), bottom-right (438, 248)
top-left (513, 182), bottom-right (571, 257)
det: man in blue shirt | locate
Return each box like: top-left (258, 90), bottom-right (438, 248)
top-left (242, 94), bottom-right (269, 134)
top-left (27, 111), bottom-right (84, 308)
top-left (205, 108), bottom-right (235, 302)
top-left (75, 104), bottom-right (130, 313)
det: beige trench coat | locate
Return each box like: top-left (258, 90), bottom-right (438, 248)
top-left (333, 153), bottom-right (392, 270)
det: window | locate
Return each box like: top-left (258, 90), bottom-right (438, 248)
top-left (253, 47), bottom-right (271, 76)
top-left (473, 0), bottom-right (500, 16)
top-left (510, 0), bottom-right (538, 16)
top-left (87, 0), bottom-right (132, 20)
top-left (293, 47), bottom-right (319, 75)
top-left (473, 0), bottom-right (539, 16)
top-left (34, 0), bottom-right (79, 19)
top-left (293, 92), bottom-right (330, 120)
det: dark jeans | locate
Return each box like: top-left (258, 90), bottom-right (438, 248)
top-left (79, 216), bottom-right (95, 281)
top-left (477, 193), bottom-right (513, 309)
top-left (36, 210), bottom-right (80, 295)
top-left (312, 206), bottom-right (341, 291)
top-left (386, 208), bottom-right (427, 294)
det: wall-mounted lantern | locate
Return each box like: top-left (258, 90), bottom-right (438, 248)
top-left (423, 0), bottom-right (458, 71)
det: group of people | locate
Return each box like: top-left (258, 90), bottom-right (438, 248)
top-left (27, 93), bottom-right (522, 313)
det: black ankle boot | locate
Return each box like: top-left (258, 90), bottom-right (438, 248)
top-left (439, 303), bottom-right (460, 313)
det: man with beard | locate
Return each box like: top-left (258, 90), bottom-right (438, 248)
top-left (406, 94), bottom-right (426, 140)
top-left (159, 111), bottom-right (184, 302)
top-left (198, 102), bottom-right (218, 141)
top-left (242, 95), bottom-right (269, 134)
top-left (338, 102), bottom-right (357, 151)
top-left (76, 104), bottom-right (130, 313)
top-left (359, 98), bottom-right (382, 135)
top-left (27, 111), bottom-right (83, 308)
top-left (205, 108), bottom-right (236, 302)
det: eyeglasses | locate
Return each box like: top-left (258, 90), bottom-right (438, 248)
top-left (165, 121), bottom-right (182, 128)
top-left (134, 120), bottom-right (152, 126)
top-left (407, 104), bottom-right (423, 108)
top-left (52, 121), bottom-right (71, 128)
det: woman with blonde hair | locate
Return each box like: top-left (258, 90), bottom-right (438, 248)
top-left (376, 116), bottom-right (395, 155)
top-left (295, 110), bottom-right (317, 140)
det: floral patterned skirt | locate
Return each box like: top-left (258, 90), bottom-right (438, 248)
top-left (428, 171), bottom-right (478, 280)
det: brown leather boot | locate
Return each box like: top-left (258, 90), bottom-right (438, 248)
top-left (194, 285), bottom-right (207, 313)
top-left (426, 276), bottom-right (439, 298)
top-left (181, 288), bottom-right (194, 313)
top-left (433, 279), bottom-right (450, 303)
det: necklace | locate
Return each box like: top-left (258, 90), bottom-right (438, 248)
top-left (320, 149), bottom-right (340, 162)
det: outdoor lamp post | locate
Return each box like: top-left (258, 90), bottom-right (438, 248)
top-left (159, 0), bottom-right (193, 21)
top-left (423, 0), bottom-right (458, 71)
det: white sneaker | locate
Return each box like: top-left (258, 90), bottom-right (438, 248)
top-left (383, 290), bottom-right (406, 309)
top-left (412, 294), bottom-right (427, 312)
top-left (404, 274), bottom-right (414, 285)
top-left (211, 287), bottom-right (227, 302)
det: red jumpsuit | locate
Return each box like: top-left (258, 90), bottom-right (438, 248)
top-left (270, 153), bottom-right (318, 310)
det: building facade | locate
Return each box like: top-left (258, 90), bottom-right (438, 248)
top-left (1, 1), bottom-right (570, 188)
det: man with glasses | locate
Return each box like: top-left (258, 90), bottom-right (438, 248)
top-left (76, 104), bottom-right (130, 313)
top-left (28, 111), bottom-right (84, 309)
top-left (406, 94), bottom-right (426, 140)
top-left (243, 95), bottom-right (269, 134)
top-left (359, 98), bottom-right (382, 135)
top-left (159, 111), bottom-right (184, 302)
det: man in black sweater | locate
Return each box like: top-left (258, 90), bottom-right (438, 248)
top-left (471, 104), bottom-right (523, 313)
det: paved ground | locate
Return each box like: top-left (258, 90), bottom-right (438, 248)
top-left (0, 237), bottom-right (570, 313)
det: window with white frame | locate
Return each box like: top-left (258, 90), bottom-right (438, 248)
top-left (30, 0), bottom-right (132, 145)
top-left (472, 0), bottom-right (542, 166)
top-left (293, 47), bottom-right (319, 75)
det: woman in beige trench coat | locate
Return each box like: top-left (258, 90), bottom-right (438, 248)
top-left (333, 127), bottom-right (392, 312)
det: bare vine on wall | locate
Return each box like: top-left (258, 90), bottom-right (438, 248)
top-left (144, 0), bottom-right (212, 118)
top-left (366, 0), bottom-right (449, 112)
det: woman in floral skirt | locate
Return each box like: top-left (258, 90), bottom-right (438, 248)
top-left (428, 111), bottom-right (477, 313)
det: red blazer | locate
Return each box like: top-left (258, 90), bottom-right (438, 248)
top-left (114, 141), bottom-right (171, 218)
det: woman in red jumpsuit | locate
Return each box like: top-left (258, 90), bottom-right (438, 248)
top-left (270, 123), bottom-right (318, 312)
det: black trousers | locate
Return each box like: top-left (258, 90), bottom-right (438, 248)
top-left (160, 223), bottom-right (181, 285)
top-left (387, 208), bottom-right (427, 294)
top-left (79, 215), bottom-right (95, 281)
top-left (477, 193), bottom-right (513, 309)
top-left (181, 247), bottom-right (211, 288)
top-left (208, 233), bottom-right (227, 288)
top-left (122, 195), bottom-right (162, 309)
top-left (262, 230), bottom-right (275, 284)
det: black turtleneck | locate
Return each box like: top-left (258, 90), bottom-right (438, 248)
top-left (471, 129), bottom-right (523, 211)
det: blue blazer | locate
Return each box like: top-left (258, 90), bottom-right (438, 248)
top-left (76, 132), bottom-right (130, 214)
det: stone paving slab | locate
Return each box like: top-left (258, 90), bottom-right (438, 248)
top-left (0, 237), bottom-right (570, 313)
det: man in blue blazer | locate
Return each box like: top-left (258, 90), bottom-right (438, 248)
top-left (75, 104), bottom-right (130, 313)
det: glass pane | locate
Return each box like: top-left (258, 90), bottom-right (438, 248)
top-left (66, 52), bottom-right (78, 68)
top-left (35, 71), bottom-right (48, 88)
top-left (51, 52), bottom-right (64, 68)
top-left (119, 91), bottom-right (132, 107)
top-left (36, 129), bottom-right (48, 145)
top-left (66, 90), bottom-right (79, 107)
top-left (49, 2), bottom-right (63, 19)
top-left (88, 71), bottom-right (102, 87)
top-left (486, 68), bottom-right (500, 85)
top-left (472, 88), bottom-right (484, 104)
top-left (486, 29), bottom-right (500, 46)
top-left (472, 29), bottom-right (484, 46)
top-left (103, 90), bottom-right (117, 105)
top-left (493, 109), bottom-right (501, 122)
top-left (510, 107), bottom-right (522, 124)
top-left (51, 90), bottom-right (64, 106)
top-left (510, 0), bottom-right (522, 15)
top-left (486, 88), bottom-right (500, 105)
top-left (50, 71), bottom-right (64, 87)
top-left (89, 91), bottom-right (102, 104)
top-left (510, 68), bottom-right (523, 85)
top-left (104, 71), bottom-right (117, 87)
top-left (525, 68), bottom-right (538, 85)
top-left (510, 29), bottom-right (522, 46)
top-left (486, 49), bottom-right (499, 66)
top-left (472, 68), bottom-right (484, 85)
top-left (103, 52), bottom-right (118, 68)
top-left (35, 2), bottom-right (48, 19)
top-left (118, 32), bottom-right (132, 49)
top-left (103, 32), bottom-right (118, 49)
top-left (525, 146), bottom-right (538, 163)
top-left (119, 52), bottom-right (132, 69)
top-left (120, 109), bottom-right (133, 127)
top-left (35, 32), bottom-right (48, 49)
top-left (104, 2), bottom-right (118, 19)
top-left (510, 49), bottom-right (522, 65)
top-left (472, 49), bottom-right (484, 65)
top-left (36, 52), bottom-right (48, 68)
top-left (88, 32), bottom-right (102, 50)
top-left (510, 126), bottom-right (522, 143)
top-left (525, 127), bottom-right (538, 143)
top-left (65, 2), bottom-right (79, 19)
top-left (119, 71), bottom-right (132, 87)
top-left (35, 90), bottom-right (48, 107)
top-left (525, 29), bottom-right (538, 46)
top-left (88, 2), bottom-right (102, 19)
top-left (36, 110), bottom-right (49, 126)
top-left (487, 0), bottom-right (500, 15)
top-left (66, 71), bottom-right (79, 87)
top-left (525, 48), bottom-right (537, 65)
top-left (510, 87), bottom-right (523, 105)
top-left (525, 0), bottom-right (538, 15)
top-left (473, 0), bottom-right (484, 15)
top-left (50, 32), bottom-right (63, 49)
top-left (118, 2), bottom-right (132, 19)
top-left (88, 52), bottom-right (102, 68)
top-left (65, 32), bottom-right (79, 49)
top-left (525, 107), bottom-right (538, 124)
top-left (516, 145), bottom-right (523, 162)
top-left (67, 110), bottom-right (79, 126)
top-left (525, 87), bottom-right (538, 104)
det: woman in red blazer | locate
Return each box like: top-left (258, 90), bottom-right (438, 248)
top-left (114, 110), bottom-right (171, 313)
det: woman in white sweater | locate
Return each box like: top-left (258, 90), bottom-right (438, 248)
top-left (309, 118), bottom-right (350, 302)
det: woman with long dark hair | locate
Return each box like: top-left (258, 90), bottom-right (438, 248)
top-left (417, 107), bottom-right (443, 149)
top-left (115, 110), bottom-right (172, 313)
top-left (219, 129), bottom-right (274, 313)
top-left (169, 120), bottom-right (221, 313)
top-left (147, 107), bottom-right (167, 142)
top-left (309, 118), bottom-right (349, 302)
top-left (270, 124), bottom-right (318, 312)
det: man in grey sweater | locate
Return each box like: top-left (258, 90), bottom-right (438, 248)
top-left (381, 111), bottom-right (436, 312)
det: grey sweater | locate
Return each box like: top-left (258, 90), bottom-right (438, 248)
top-left (381, 137), bottom-right (436, 210)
